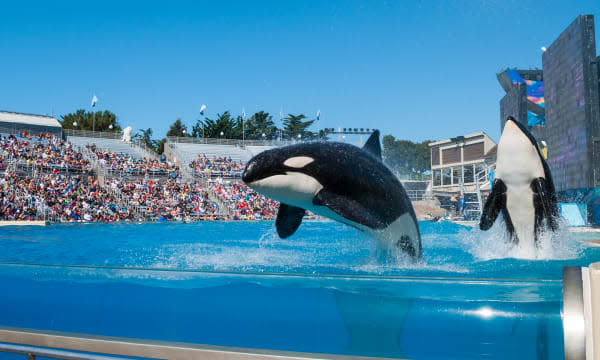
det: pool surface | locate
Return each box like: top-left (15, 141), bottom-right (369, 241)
top-left (0, 221), bottom-right (598, 359)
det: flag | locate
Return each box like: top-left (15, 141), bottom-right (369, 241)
top-left (316, 109), bottom-right (321, 121)
top-left (241, 107), bottom-right (246, 120)
top-left (280, 107), bottom-right (283, 121)
top-left (91, 94), bottom-right (98, 107)
top-left (199, 104), bottom-right (206, 115)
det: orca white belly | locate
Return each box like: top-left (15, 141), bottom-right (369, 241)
top-left (505, 184), bottom-right (536, 251)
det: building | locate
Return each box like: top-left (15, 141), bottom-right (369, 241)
top-left (0, 111), bottom-right (62, 137)
top-left (429, 132), bottom-right (497, 193)
top-left (541, 15), bottom-right (600, 191)
top-left (496, 15), bottom-right (600, 223)
top-left (497, 69), bottom-right (545, 141)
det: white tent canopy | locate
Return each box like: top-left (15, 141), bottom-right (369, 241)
top-left (0, 111), bottom-right (61, 128)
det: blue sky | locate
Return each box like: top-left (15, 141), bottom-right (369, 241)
top-left (1, 0), bottom-right (598, 142)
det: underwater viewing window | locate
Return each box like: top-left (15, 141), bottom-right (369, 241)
top-left (433, 169), bottom-right (441, 186)
top-left (442, 168), bottom-right (451, 185)
top-left (452, 167), bottom-right (462, 185)
top-left (463, 165), bottom-right (474, 183)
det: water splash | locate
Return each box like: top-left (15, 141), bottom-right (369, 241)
top-left (464, 216), bottom-right (583, 261)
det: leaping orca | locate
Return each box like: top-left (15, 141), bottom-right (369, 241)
top-left (480, 117), bottom-right (559, 249)
top-left (242, 131), bottom-right (422, 259)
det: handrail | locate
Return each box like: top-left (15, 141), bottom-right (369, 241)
top-left (0, 326), bottom-right (390, 360)
top-left (0, 342), bottom-right (127, 360)
top-left (166, 136), bottom-right (299, 147)
top-left (63, 129), bottom-right (122, 140)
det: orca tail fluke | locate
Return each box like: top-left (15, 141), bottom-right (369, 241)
top-left (395, 235), bottom-right (421, 259)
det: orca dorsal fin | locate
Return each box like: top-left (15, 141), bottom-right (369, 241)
top-left (362, 130), bottom-right (382, 160)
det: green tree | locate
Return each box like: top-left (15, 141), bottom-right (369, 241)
top-left (166, 118), bottom-right (189, 137)
top-left (195, 111), bottom-right (241, 139)
top-left (282, 114), bottom-right (315, 140)
top-left (382, 135), bottom-right (431, 180)
top-left (60, 109), bottom-right (121, 132)
top-left (133, 128), bottom-right (154, 148)
top-left (155, 138), bottom-right (166, 154)
top-left (244, 111), bottom-right (278, 140)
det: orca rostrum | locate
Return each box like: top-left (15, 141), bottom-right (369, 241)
top-left (242, 131), bottom-right (422, 259)
top-left (480, 117), bottom-right (559, 249)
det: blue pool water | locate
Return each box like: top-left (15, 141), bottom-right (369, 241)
top-left (0, 221), bottom-right (598, 359)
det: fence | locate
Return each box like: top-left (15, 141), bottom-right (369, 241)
top-left (405, 190), bottom-right (433, 201)
top-left (166, 136), bottom-right (298, 147)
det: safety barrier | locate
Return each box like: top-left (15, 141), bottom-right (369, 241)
top-left (0, 326), bottom-right (386, 360)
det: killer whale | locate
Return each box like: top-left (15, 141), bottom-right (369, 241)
top-left (480, 117), bottom-right (558, 249)
top-left (242, 131), bottom-right (422, 258)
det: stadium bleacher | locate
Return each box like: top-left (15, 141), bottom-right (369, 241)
top-left (170, 143), bottom-right (252, 164)
top-left (67, 136), bottom-right (145, 159)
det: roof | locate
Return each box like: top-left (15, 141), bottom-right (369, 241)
top-left (0, 110), bottom-right (61, 128)
top-left (428, 131), bottom-right (492, 147)
top-left (484, 144), bottom-right (497, 159)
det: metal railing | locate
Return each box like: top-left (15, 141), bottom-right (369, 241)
top-left (166, 136), bottom-right (297, 147)
top-left (0, 326), bottom-right (387, 360)
top-left (63, 129), bottom-right (122, 140)
top-left (405, 190), bottom-right (433, 201)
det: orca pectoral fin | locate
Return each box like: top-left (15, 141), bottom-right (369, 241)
top-left (480, 179), bottom-right (507, 230)
top-left (312, 190), bottom-right (384, 229)
top-left (531, 177), bottom-right (559, 232)
top-left (275, 203), bottom-right (306, 238)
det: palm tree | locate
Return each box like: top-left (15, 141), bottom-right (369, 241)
top-left (198, 111), bottom-right (241, 139)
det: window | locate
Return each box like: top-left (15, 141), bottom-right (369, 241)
top-left (433, 169), bottom-right (441, 186)
top-left (442, 168), bottom-right (451, 185)
top-left (464, 164), bottom-right (474, 183)
top-left (475, 162), bottom-right (486, 176)
top-left (442, 147), bottom-right (460, 164)
top-left (463, 142), bottom-right (484, 161)
top-left (452, 167), bottom-right (462, 184)
top-left (431, 148), bottom-right (440, 166)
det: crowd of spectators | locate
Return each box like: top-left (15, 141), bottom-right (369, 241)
top-left (208, 177), bottom-right (278, 220)
top-left (0, 134), bottom-right (92, 173)
top-left (0, 132), bottom-right (285, 223)
top-left (88, 144), bottom-right (180, 178)
top-left (0, 171), bottom-right (139, 222)
top-left (189, 154), bottom-right (244, 178)
top-left (107, 178), bottom-right (221, 221)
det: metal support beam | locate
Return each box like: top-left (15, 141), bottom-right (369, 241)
top-left (563, 266), bottom-right (586, 360)
top-left (0, 326), bottom-right (392, 360)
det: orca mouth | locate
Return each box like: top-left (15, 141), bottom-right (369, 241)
top-left (242, 160), bottom-right (285, 184)
top-left (242, 161), bottom-right (258, 184)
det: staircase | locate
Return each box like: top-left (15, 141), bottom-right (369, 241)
top-left (461, 163), bottom-right (495, 220)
